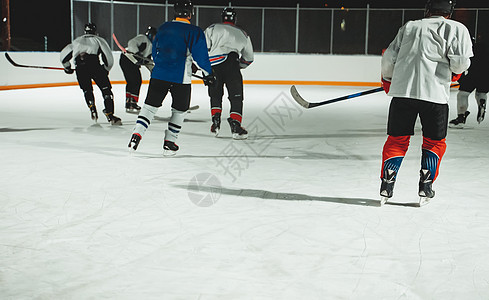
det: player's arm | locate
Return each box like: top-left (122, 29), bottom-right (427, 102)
top-left (381, 27), bottom-right (403, 82)
top-left (98, 37), bottom-right (114, 71)
top-left (204, 25), bottom-right (214, 51)
top-left (239, 36), bottom-right (254, 69)
top-left (60, 44), bottom-right (74, 73)
top-left (448, 27), bottom-right (473, 75)
top-left (191, 29), bottom-right (212, 76)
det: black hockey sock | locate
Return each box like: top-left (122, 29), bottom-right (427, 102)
top-left (83, 90), bottom-right (95, 107)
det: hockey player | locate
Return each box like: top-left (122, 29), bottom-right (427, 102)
top-left (119, 26), bottom-right (157, 113)
top-left (204, 7), bottom-right (254, 139)
top-left (60, 23), bottom-right (121, 125)
top-left (449, 36), bottom-right (489, 128)
top-left (127, 0), bottom-right (215, 155)
top-left (379, 0), bottom-right (472, 205)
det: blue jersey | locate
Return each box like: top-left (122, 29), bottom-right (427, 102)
top-left (152, 19), bottom-right (212, 84)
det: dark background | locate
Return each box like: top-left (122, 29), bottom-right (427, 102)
top-left (2, 0), bottom-right (489, 51)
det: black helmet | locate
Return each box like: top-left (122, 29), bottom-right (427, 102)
top-left (425, 0), bottom-right (456, 17)
top-left (84, 23), bottom-right (97, 35)
top-left (174, 0), bottom-right (193, 18)
top-left (222, 7), bottom-right (236, 24)
top-left (145, 26), bottom-right (157, 41)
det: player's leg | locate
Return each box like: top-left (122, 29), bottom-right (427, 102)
top-left (75, 66), bottom-right (98, 122)
top-left (129, 78), bottom-right (170, 151)
top-left (380, 98), bottom-right (418, 202)
top-left (223, 54), bottom-right (247, 140)
top-left (418, 101), bottom-right (449, 201)
top-left (475, 90), bottom-right (487, 124)
top-left (208, 66), bottom-right (225, 135)
top-left (93, 64), bottom-right (121, 125)
top-left (449, 90), bottom-right (471, 128)
top-left (162, 83), bottom-right (191, 155)
top-left (120, 55), bottom-right (142, 113)
top-left (450, 78), bottom-right (475, 128)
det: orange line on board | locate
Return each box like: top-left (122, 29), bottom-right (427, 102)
top-left (1, 80), bottom-right (384, 91)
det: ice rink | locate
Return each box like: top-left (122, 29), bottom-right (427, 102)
top-left (1, 83), bottom-right (488, 299)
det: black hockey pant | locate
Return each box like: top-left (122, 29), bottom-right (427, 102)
top-left (75, 54), bottom-right (114, 114)
top-left (144, 78), bottom-right (191, 112)
top-left (208, 52), bottom-right (244, 119)
top-left (120, 54), bottom-right (142, 97)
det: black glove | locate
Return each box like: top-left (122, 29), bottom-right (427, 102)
top-left (64, 67), bottom-right (74, 74)
top-left (203, 74), bottom-right (216, 86)
top-left (191, 63), bottom-right (198, 74)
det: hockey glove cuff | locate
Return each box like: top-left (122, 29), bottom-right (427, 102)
top-left (203, 74), bottom-right (217, 86)
top-left (381, 78), bottom-right (391, 94)
top-left (64, 67), bottom-right (74, 74)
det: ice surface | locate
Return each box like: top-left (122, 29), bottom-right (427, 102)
top-left (1, 83), bottom-right (488, 299)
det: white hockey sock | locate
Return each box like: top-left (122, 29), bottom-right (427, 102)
top-left (133, 104), bottom-right (158, 137)
top-left (164, 108), bottom-right (186, 143)
top-left (457, 91), bottom-right (470, 114)
top-left (475, 92), bottom-right (487, 106)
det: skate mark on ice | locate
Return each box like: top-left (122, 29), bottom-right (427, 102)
top-left (250, 132), bottom-right (385, 140)
top-left (176, 184), bottom-right (379, 207)
top-left (0, 127), bottom-right (56, 132)
top-left (384, 201), bottom-right (427, 208)
top-left (153, 116), bottom-right (207, 123)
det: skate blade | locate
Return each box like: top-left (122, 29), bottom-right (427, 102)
top-left (187, 105), bottom-right (199, 112)
top-left (214, 128), bottom-right (220, 137)
top-left (380, 196), bottom-right (389, 206)
top-left (417, 197), bottom-right (431, 207)
top-left (163, 149), bottom-right (177, 157)
top-left (128, 143), bottom-right (138, 153)
top-left (232, 133), bottom-right (248, 140)
top-left (111, 120), bottom-right (123, 126)
top-left (448, 124), bottom-right (465, 129)
top-left (126, 109), bottom-right (140, 114)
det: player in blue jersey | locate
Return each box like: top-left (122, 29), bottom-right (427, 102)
top-left (128, 0), bottom-right (215, 155)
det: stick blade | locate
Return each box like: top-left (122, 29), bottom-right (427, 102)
top-left (5, 52), bottom-right (19, 67)
top-left (290, 85), bottom-right (310, 109)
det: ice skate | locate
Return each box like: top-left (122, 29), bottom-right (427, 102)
top-left (163, 140), bottom-right (179, 156)
top-left (227, 117), bottom-right (248, 140)
top-left (210, 112), bottom-right (221, 137)
top-left (448, 111), bottom-right (470, 129)
top-left (103, 109), bottom-right (122, 125)
top-left (86, 101), bottom-right (98, 122)
top-left (418, 169), bottom-right (435, 207)
top-left (128, 133), bottom-right (141, 151)
top-left (477, 99), bottom-right (486, 124)
top-left (125, 98), bottom-right (141, 114)
top-left (380, 169), bottom-right (396, 206)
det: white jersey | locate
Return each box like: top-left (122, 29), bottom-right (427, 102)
top-left (204, 23), bottom-right (254, 68)
top-left (60, 34), bottom-right (114, 71)
top-left (382, 16), bottom-right (473, 104)
top-left (126, 34), bottom-right (152, 59)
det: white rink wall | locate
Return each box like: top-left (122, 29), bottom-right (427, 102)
top-left (0, 52), bottom-right (382, 87)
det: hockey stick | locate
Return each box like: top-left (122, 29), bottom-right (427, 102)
top-left (291, 83), bottom-right (462, 109)
top-left (5, 52), bottom-right (65, 71)
top-left (290, 85), bottom-right (384, 109)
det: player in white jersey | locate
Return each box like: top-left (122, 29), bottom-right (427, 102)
top-left (60, 23), bottom-right (121, 125)
top-left (204, 7), bottom-right (254, 139)
top-left (379, 0), bottom-right (472, 205)
top-left (119, 26), bottom-right (156, 113)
